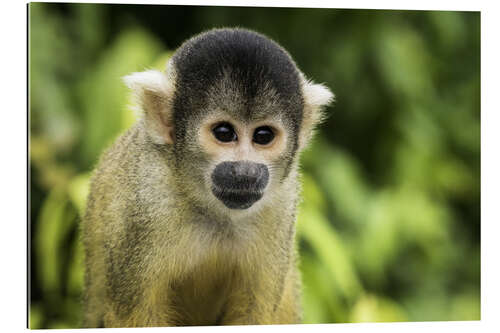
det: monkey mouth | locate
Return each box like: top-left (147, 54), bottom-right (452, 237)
top-left (211, 186), bottom-right (264, 209)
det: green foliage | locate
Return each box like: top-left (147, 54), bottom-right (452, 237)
top-left (29, 3), bottom-right (480, 328)
top-left (77, 29), bottom-right (163, 166)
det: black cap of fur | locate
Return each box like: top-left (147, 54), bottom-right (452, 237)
top-left (171, 28), bottom-right (304, 145)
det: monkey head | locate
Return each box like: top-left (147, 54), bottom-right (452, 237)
top-left (124, 28), bottom-right (333, 215)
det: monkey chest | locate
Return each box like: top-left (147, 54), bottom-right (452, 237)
top-left (168, 266), bottom-right (236, 325)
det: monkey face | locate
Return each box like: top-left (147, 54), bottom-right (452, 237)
top-left (123, 28), bottom-right (333, 215)
top-left (196, 115), bottom-right (291, 210)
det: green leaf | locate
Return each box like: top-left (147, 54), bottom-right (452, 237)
top-left (297, 197), bottom-right (362, 301)
top-left (34, 188), bottom-right (73, 296)
top-left (67, 232), bottom-right (85, 295)
top-left (78, 28), bottom-right (164, 166)
top-left (349, 293), bottom-right (408, 323)
top-left (67, 173), bottom-right (91, 216)
top-left (29, 304), bottom-right (44, 329)
top-left (303, 140), bottom-right (371, 227)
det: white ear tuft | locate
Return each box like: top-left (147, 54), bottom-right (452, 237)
top-left (302, 81), bottom-right (335, 110)
top-left (299, 78), bottom-right (334, 151)
top-left (123, 68), bottom-right (176, 145)
top-left (123, 70), bottom-right (170, 95)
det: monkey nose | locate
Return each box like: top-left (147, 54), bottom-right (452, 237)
top-left (212, 161), bottom-right (269, 191)
top-left (233, 162), bottom-right (260, 181)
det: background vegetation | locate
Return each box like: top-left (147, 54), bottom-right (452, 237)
top-left (28, 3), bottom-right (480, 328)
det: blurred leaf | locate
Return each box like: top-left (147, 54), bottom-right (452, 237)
top-left (78, 28), bottom-right (164, 166)
top-left (35, 188), bottom-right (74, 296)
top-left (298, 191), bottom-right (362, 300)
top-left (29, 3), bottom-right (79, 152)
top-left (30, 136), bottom-right (75, 190)
top-left (300, 173), bottom-right (327, 213)
top-left (67, 232), bottom-right (85, 296)
top-left (433, 157), bottom-right (476, 198)
top-left (73, 3), bottom-right (107, 58)
top-left (29, 304), bottom-right (44, 329)
top-left (300, 254), bottom-right (333, 323)
top-left (449, 289), bottom-right (480, 321)
top-left (50, 321), bottom-right (75, 329)
top-left (68, 173), bottom-right (91, 216)
top-left (356, 189), bottom-right (400, 283)
top-left (349, 294), bottom-right (408, 322)
top-left (375, 22), bottom-right (434, 101)
top-left (151, 52), bottom-right (174, 70)
top-left (428, 11), bottom-right (467, 50)
top-left (62, 298), bottom-right (84, 328)
top-left (395, 187), bottom-right (450, 247)
top-left (303, 140), bottom-right (371, 227)
top-left (301, 253), bottom-right (349, 323)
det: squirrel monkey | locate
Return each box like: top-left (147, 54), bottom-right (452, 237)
top-left (82, 28), bottom-right (333, 327)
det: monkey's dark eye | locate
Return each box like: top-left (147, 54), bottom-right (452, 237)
top-left (213, 122), bottom-right (237, 143)
top-left (253, 126), bottom-right (275, 145)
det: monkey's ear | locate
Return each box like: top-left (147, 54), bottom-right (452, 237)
top-left (123, 67), bottom-right (176, 144)
top-left (298, 78), bottom-right (334, 151)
